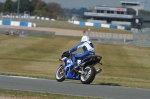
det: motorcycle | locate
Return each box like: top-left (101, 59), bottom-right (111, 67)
top-left (55, 51), bottom-right (103, 84)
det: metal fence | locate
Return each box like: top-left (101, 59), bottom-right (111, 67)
top-left (131, 28), bottom-right (150, 47)
top-left (86, 28), bottom-right (150, 47)
top-left (132, 28), bottom-right (150, 41)
top-left (86, 32), bottom-right (133, 45)
top-left (90, 32), bottom-right (132, 41)
top-left (0, 28), bottom-right (55, 36)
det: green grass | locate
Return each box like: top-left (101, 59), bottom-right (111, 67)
top-left (0, 89), bottom-right (101, 99)
top-left (0, 34), bottom-right (150, 89)
top-left (36, 20), bottom-right (132, 34)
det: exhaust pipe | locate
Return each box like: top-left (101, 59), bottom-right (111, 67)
top-left (96, 68), bottom-right (102, 74)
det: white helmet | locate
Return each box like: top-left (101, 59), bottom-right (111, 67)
top-left (81, 36), bottom-right (90, 42)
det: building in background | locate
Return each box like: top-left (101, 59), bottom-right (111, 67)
top-left (120, 0), bottom-right (145, 10)
top-left (84, 0), bottom-right (149, 28)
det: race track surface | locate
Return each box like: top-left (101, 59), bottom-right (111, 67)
top-left (0, 25), bottom-right (84, 37)
top-left (0, 75), bottom-right (150, 99)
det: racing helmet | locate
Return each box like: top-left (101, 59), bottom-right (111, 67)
top-left (81, 36), bottom-right (90, 42)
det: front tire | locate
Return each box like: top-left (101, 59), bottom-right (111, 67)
top-left (80, 66), bottom-right (96, 84)
top-left (56, 65), bottom-right (65, 82)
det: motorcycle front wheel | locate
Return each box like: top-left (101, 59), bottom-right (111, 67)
top-left (56, 65), bottom-right (65, 82)
top-left (80, 65), bottom-right (96, 84)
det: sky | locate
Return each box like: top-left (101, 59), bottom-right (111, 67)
top-left (1, 0), bottom-right (150, 11)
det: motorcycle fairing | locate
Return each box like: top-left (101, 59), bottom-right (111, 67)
top-left (66, 71), bottom-right (80, 80)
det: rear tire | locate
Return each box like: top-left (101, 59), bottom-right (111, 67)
top-left (56, 65), bottom-right (65, 82)
top-left (80, 66), bottom-right (96, 84)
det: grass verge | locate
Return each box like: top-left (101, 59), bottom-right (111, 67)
top-left (0, 34), bottom-right (150, 89)
top-left (0, 89), bottom-right (101, 99)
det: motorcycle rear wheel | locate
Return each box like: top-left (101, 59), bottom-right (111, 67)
top-left (56, 65), bottom-right (65, 82)
top-left (80, 66), bottom-right (96, 84)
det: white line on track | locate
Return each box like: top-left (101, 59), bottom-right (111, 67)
top-left (0, 74), bottom-right (53, 81)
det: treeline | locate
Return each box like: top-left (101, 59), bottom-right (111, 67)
top-left (63, 8), bottom-right (90, 16)
top-left (0, 0), bottom-right (91, 19)
top-left (139, 10), bottom-right (150, 15)
top-left (0, 0), bottom-right (64, 19)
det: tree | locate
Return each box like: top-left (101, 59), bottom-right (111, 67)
top-left (47, 2), bottom-right (63, 13)
top-left (139, 10), bottom-right (150, 15)
top-left (3, 0), bottom-right (13, 12)
top-left (31, 0), bottom-right (41, 6)
top-left (0, 3), bottom-right (4, 12)
top-left (11, 1), bottom-right (17, 13)
top-left (47, 2), bottom-right (64, 18)
top-left (35, 1), bottom-right (48, 11)
top-left (19, 0), bottom-right (33, 13)
top-left (31, 0), bottom-right (41, 11)
top-left (34, 1), bottom-right (48, 17)
top-left (78, 8), bottom-right (90, 15)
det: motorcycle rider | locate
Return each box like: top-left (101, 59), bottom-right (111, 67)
top-left (68, 35), bottom-right (95, 70)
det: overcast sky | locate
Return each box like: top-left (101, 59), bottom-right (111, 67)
top-left (1, 0), bottom-right (150, 10)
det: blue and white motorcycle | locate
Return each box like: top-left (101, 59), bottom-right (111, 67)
top-left (56, 51), bottom-right (103, 84)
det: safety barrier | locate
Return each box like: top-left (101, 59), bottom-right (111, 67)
top-left (2, 15), bottom-right (35, 19)
top-left (69, 20), bottom-right (132, 31)
top-left (36, 17), bottom-right (55, 21)
top-left (2, 20), bottom-right (11, 25)
top-left (84, 31), bottom-right (150, 47)
top-left (0, 20), bottom-right (36, 27)
top-left (132, 28), bottom-right (150, 33)
top-left (0, 28), bottom-right (55, 36)
top-left (2, 15), bottom-right (54, 21)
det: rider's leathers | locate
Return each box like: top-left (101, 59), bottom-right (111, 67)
top-left (69, 41), bottom-right (95, 67)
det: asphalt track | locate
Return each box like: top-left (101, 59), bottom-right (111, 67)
top-left (0, 25), bottom-right (84, 37)
top-left (0, 75), bottom-right (150, 99)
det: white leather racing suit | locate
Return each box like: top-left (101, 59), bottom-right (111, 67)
top-left (69, 41), bottom-right (95, 66)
